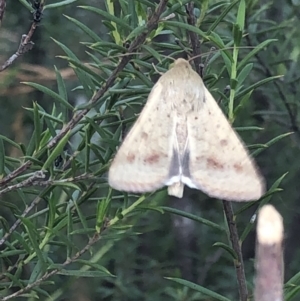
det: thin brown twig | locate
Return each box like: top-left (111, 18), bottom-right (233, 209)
top-left (186, 2), bottom-right (202, 75)
top-left (0, 195), bottom-right (43, 247)
top-left (222, 201), bottom-right (248, 301)
top-left (0, 33), bottom-right (34, 71)
top-left (0, 2), bottom-right (44, 184)
top-left (0, 1), bottom-right (43, 71)
top-left (0, 170), bottom-right (45, 195)
top-left (0, 172), bottom-right (97, 195)
top-left (0, 161), bottom-right (32, 186)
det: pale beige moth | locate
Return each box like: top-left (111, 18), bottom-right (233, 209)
top-left (108, 58), bottom-right (265, 200)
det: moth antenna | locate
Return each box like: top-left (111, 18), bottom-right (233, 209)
top-left (108, 52), bottom-right (143, 60)
top-left (204, 47), bottom-right (216, 66)
top-left (201, 46), bottom-right (216, 75)
top-left (160, 13), bottom-right (175, 21)
top-left (174, 38), bottom-right (192, 58)
top-left (118, 107), bottom-right (127, 141)
top-left (152, 62), bottom-right (164, 75)
top-left (215, 85), bottom-right (231, 105)
top-left (188, 45), bottom-right (257, 65)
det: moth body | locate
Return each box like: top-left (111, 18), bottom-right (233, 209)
top-left (108, 59), bottom-right (265, 201)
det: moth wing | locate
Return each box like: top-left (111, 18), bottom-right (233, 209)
top-left (184, 86), bottom-right (265, 201)
top-left (109, 82), bottom-right (178, 193)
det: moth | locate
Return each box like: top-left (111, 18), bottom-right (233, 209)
top-left (108, 58), bottom-right (265, 200)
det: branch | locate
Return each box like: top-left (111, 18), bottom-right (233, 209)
top-left (222, 201), bottom-right (248, 301)
top-left (0, 172), bottom-right (96, 195)
top-left (0, 1), bottom-right (45, 184)
top-left (186, 2), bottom-right (202, 75)
top-left (0, 1), bottom-right (43, 71)
top-left (0, 170), bottom-right (45, 195)
top-left (0, 161), bottom-right (32, 186)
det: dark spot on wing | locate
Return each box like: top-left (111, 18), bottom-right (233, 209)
top-left (206, 157), bottom-right (224, 170)
top-left (220, 139), bottom-right (228, 146)
top-left (141, 132), bottom-right (148, 140)
top-left (144, 153), bottom-right (160, 164)
top-left (127, 153), bottom-right (135, 163)
top-left (233, 163), bottom-right (243, 173)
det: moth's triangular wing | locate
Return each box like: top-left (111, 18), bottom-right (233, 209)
top-left (109, 82), bottom-right (178, 193)
top-left (184, 86), bottom-right (265, 201)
